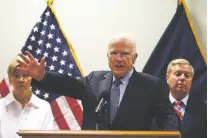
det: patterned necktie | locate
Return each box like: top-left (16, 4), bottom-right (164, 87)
top-left (110, 79), bottom-right (122, 124)
top-left (174, 101), bottom-right (182, 120)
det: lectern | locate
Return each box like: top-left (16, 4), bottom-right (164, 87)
top-left (17, 130), bottom-right (181, 138)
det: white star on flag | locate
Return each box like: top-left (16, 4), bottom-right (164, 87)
top-left (58, 69), bottom-right (64, 74)
top-left (45, 11), bottom-right (50, 16)
top-left (69, 63), bottom-right (74, 69)
top-left (35, 89), bottom-right (41, 95)
top-left (27, 45), bottom-right (33, 50)
top-left (43, 93), bottom-right (49, 99)
top-left (43, 20), bottom-right (47, 26)
top-left (33, 26), bottom-right (38, 32)
top-left (38, 40), bottom-right (43, 45)
top-left (30, 35), bottom-right (36, 41)
top-left (49, 65), bottom-right (55, 71)
top-left (50, 24), bottom-right (55, 30)
top-left (35, 49), bottom-right (41, 55)
top-left (43, 52), bottom-right (49, 57)
top-left (47, 33), bottom-right (54, 39)
top-left (45, 43), bottom-right (52, 48)
top-left (54, 47), bottom-right (59, 52)
top-left (51, 55), bottom-right (58, 62)
top-left (60, 60), bottom-right (66, 66)
top-left (62, 51), bottom-right (67, 56)
top-left (56, 37), bottom-right (61, 43)
top-left (40, 31), bottom-right (45, 36)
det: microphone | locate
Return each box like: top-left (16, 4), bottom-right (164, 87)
top-left (95, 91), bottom-right (109, 116)
top-left (94, 91), bottom-right (109, 130)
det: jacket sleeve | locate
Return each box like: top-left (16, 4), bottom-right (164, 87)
top-left (31, 71), bottom-right (94, 100)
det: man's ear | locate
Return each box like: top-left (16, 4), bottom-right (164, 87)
top-left (107, 52), bottom-right (109, 58)
top-left (166, 74), bottom-right (169, 83)
top-left (133, 53), bottom-right (138, 63)
top-left (134, 53), bottom-right (138, 60)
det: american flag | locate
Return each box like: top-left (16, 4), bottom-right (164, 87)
top-left (0, 4), bottom-right (83, 130)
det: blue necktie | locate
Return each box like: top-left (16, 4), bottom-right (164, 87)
top-left (110, 79), bottom-right (122, 124)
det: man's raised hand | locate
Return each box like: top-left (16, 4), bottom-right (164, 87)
top-left (17, 51), bottom-right (46, 81)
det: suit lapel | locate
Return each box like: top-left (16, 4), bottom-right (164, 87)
top-left (181, 98), bottom-right (194, 135)
top-left (181, 97), bottom-right (204, 136)
top-left (99, 72), bottom-right (113, 99)
top-left (181, 106), bottom-right (193, 135)
top-left (98, 72), bottom-right (112, 129)
top-left (112, 70), bottom-right (143, 126)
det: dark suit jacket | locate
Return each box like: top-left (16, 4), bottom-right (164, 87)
top-left (181, 96), bottom-right (207, 138)
top-left (32, 69), bottom-right (179, 130)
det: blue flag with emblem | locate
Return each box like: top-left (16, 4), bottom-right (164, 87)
top-left (142, 2), bottom-right (207, 101)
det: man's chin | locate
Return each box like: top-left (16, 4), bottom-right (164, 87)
top-left (175, 90), bottom-right (187, 97)
top-left (176, 87), bottom-right (186, 92)
top-left (113, 72), bottom-right (125, 78)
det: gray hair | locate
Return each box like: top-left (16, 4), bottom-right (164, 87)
top-left (108, 37), bottom-right (137, 54)
top-left (167, 59), bottom-right (194, 76)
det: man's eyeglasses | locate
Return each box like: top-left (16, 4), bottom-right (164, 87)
top-left (109, 51), bottom-right (130, 58)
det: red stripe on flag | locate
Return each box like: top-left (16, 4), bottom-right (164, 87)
top-left (50, 99), bottom-right (70, 129)
top-left (0, 79), bottom-right (10, 97)
top-left (65, 96), bottom-right (83, 127)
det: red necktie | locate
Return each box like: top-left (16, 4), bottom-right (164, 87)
top-left (174, 101), bottom-right (182, 120)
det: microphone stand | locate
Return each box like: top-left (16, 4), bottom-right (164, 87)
top-left (95, 116), bottom-right (100, 130)
top-left (95, 100), bottom-right (108, 130)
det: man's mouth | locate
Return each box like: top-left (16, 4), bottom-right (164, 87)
top-left (177, 84), bottom-right (186, 88)
top-left (115, 65), bottom-right (124, 69)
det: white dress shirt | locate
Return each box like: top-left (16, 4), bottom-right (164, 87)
top-left (169, 93), bottom-right (189, 118)
top-left (0, 92), bottom-right (54, 138)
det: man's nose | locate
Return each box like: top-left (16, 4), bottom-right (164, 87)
top-left (179, 74), bottom-right (186, 81)
top-left (115, 53), bottom-right (123, 60)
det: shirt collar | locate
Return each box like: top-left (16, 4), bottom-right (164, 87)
top-left (5, 92), bottom-right (40, 108)
top-left (113, 68), bottom-right (134, 85)
top-left (5, 92), bottom-right (15, 106)
top-left (169, 93), bottom-right (189, 106)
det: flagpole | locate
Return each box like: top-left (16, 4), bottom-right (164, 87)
top-left (47, 0), bottom-right (53, 6)
top-left (177, 0), bottom-right (182, 5)
top-left (46, 0), bottom-right (85, 77)
top-left (181, 0), bottom-right (207, 63)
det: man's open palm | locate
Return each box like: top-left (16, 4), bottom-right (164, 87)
top-left (17, 51), bottom-right (45, 81)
